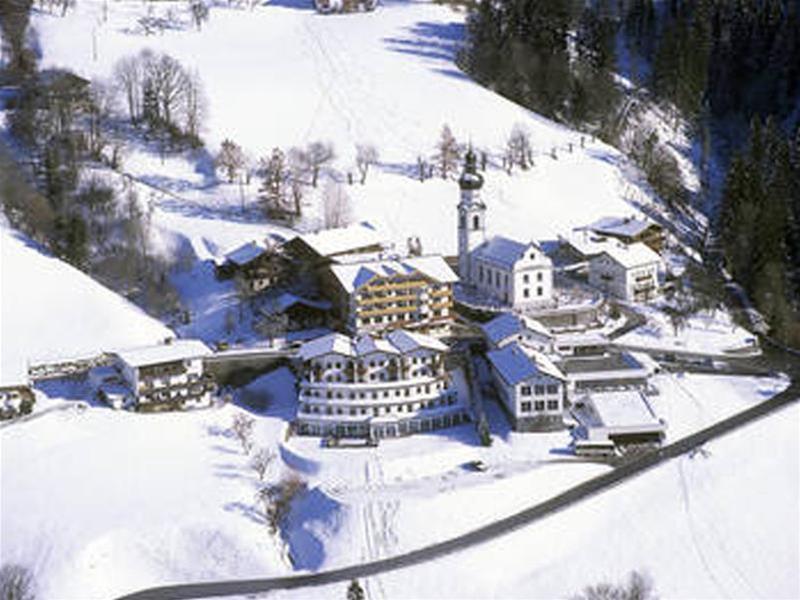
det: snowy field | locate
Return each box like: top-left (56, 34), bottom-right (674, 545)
top-left (32, 0), bottom-right (656, 258)
top-left (274, 403), bottom-right (800, 600)
top-left (1, 364), bottom-right (791, 598)
top-left (0, 221), bottom-right (172, 383)
top-left (617, 304), bottom-right (760, 357)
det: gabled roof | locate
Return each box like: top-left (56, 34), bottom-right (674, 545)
top-left (486, 343), bottom-right (564, 386)
top-left (473, 236), bottom-right (548, 270)
top-left (297, 333), bottom-right (355, 361)
top-left (586, 216), bottom-right (659, 239)
top-left (225, 241), bottom-right (266, 266)
top-left (386, 329), bottom-right (448, 353)
top-left (114, 339), bottom-right (211, 368)
top-left (273, 292), bottom-right (331, 313)
top-left (329, 255), bottom-right (458, 294)
top-left (297, 222), bottom-right (385, 258)
top-left (481, 313), bottom-right (551, 346)
top-left (596, 242), bottom-right (661, 269)
top-left (354, 334), bottom-right (400, 356)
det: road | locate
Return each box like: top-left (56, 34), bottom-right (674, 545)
top-left (117, 362), bottom-right (799, 600)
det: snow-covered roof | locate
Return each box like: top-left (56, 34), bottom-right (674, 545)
top-left (573, 390), bottom-right (662, 430)
top-left (329, 255), bottom-right (457, 293)
top-left (473, 236), bottom-right (547, 270)
top-left (481, 312), bottom-right (551, 346)
top-left (386, 329), bottom-right (448, 353)
top-left (225, 241), bottom-right (266, 266)
top-left (114, 339), bottom-right (212, 368)
top-left (298, 329), bottom-right (447, 361)
top-left (595, 242), bottom-right (662, 270)
top-left (586, 216), bottom-right (658, 239)
top-left (298, 222), bottom-right (385, 258)
top-left (553, 331), bottom-right (609, 347)
top-left (559, 229), bottom-right (616, 258)
top-left (355, 334), bottom-right (400, 356)
top-left (297, 333), bottom-right (356, 361)
top-left (486, 343), bottom-right (564, 386)
top-left (272, 292), bottom-right (331, 313)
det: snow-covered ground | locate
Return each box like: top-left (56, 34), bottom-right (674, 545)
top-left (33, 0), bottom-right (656, 258)
top-left (0, 222), bottom-right (172, 383)
top-left (0, 368), bottom-right (298, 599)
top-left (617, 304), bottom-right (760, 357)
top-left (1, 359), bottom-right (791, 598)
top-left (274, 402), bottom-right (800, 600)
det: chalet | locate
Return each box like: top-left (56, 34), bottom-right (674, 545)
top-left (284, 222), bottom-right (388, 267)
top-left (324, 254), bottom-right (458, 335)
top-left (92, 339), bottom-right (215, 410)
top-left (456, 150), bottom-right (553, 308)
top-left (571, 390), bottom-right (666, 450)
top-left (216, 235), bottom-right (287, 293)
top-left (486, 343), bottom-right (566, 432)
top-left (480, 312), bottom-right (553, 353)
top-left (588, 242), bottom-right (662, 302)
top-left (262, 292), bottom-right (332, 330)
top-left (295, 330), bottom-right (469, 439)
top-left (584, 216), bottom-right (665, 254)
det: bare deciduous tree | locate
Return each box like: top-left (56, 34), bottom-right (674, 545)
top-left (256, 474), bottom-right (306, 534)
top-left (355, 143), bottom-right (378, 184)
top-left (188, 0), bottom-right (210, 30)
top-left (306, 141), bottom-right (334, 187)
top-left (507, 124), bottom-right (532, 170)
top-left (216, 139), bottom-right (245, 183)
top-left (113, 54), bottom-right (143, 123)
top-left (322, 180), bottom-right (352, 228)
top-left (250, 447), bottom-right (275, 481)
top-left (0, 564), bottom-right (35, 600)
top-left (571, 570), bottom-right (657, 600)
top-left (231, 413), bottom-right (255, 454)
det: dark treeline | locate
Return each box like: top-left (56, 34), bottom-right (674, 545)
top-left (461, 0), bottom-right (800, 342)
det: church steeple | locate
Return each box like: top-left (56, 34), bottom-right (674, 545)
top-left (457, 148), bottom-right (486, 281)
top-left (459, 147), bottom-right (484, 192)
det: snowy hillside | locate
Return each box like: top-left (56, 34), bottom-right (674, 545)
top-left (32, 0), bottom-right (658, 256)
top-left (275, 403), bottom-right (800, 600)
top-left (0, 223), bottom-right (172, 382)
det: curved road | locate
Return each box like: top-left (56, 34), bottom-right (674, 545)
top-left (118, 362), bottom-right (799, 600)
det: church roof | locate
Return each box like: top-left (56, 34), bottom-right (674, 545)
top-left (473, 236), bottom-right (545, 270)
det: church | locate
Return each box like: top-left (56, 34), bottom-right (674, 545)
top-left (457, 150), bottom-right (554, 309)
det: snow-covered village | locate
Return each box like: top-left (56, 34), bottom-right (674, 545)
top-left (0, 1), bottom-right (798, 599)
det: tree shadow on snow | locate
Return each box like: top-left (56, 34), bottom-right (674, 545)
top-left (284, 486), bottom-right (340, 570)
top-left (383, 21), bottom-right (465, 69)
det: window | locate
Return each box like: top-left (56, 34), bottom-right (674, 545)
top-left (523, 274), bottom-right (529, 283)
top-left (537, 287), bottom-right (543, 296)
top-left (495, 272), bottom-right (501, 287)
top-left (459, 214), bottom-right (466, 229)
top-left (534, 385), bottom-right (545, 395)
top-left (523, 289), bottom-right (529, 298)
top-left (529, 253), bottom-right (535, 260)
top-left (521, 385), bottom-right (532, 396)
top-left (546, 384), bottom-right (558, 394)
top-left (504, 274), bottom-right (509, 287)
top-left (547, 400), bottom-right (559, 410)
top-left (537, 272), bottom-right (543, 282)
top-left (521, 401), bottom-right (531, 412)
top-left (534, 401), bottom-right (545, 411)
top-left (473, 214), bottom-right (480, 230)
top-left (478, 266), bottom-right (483, 282)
